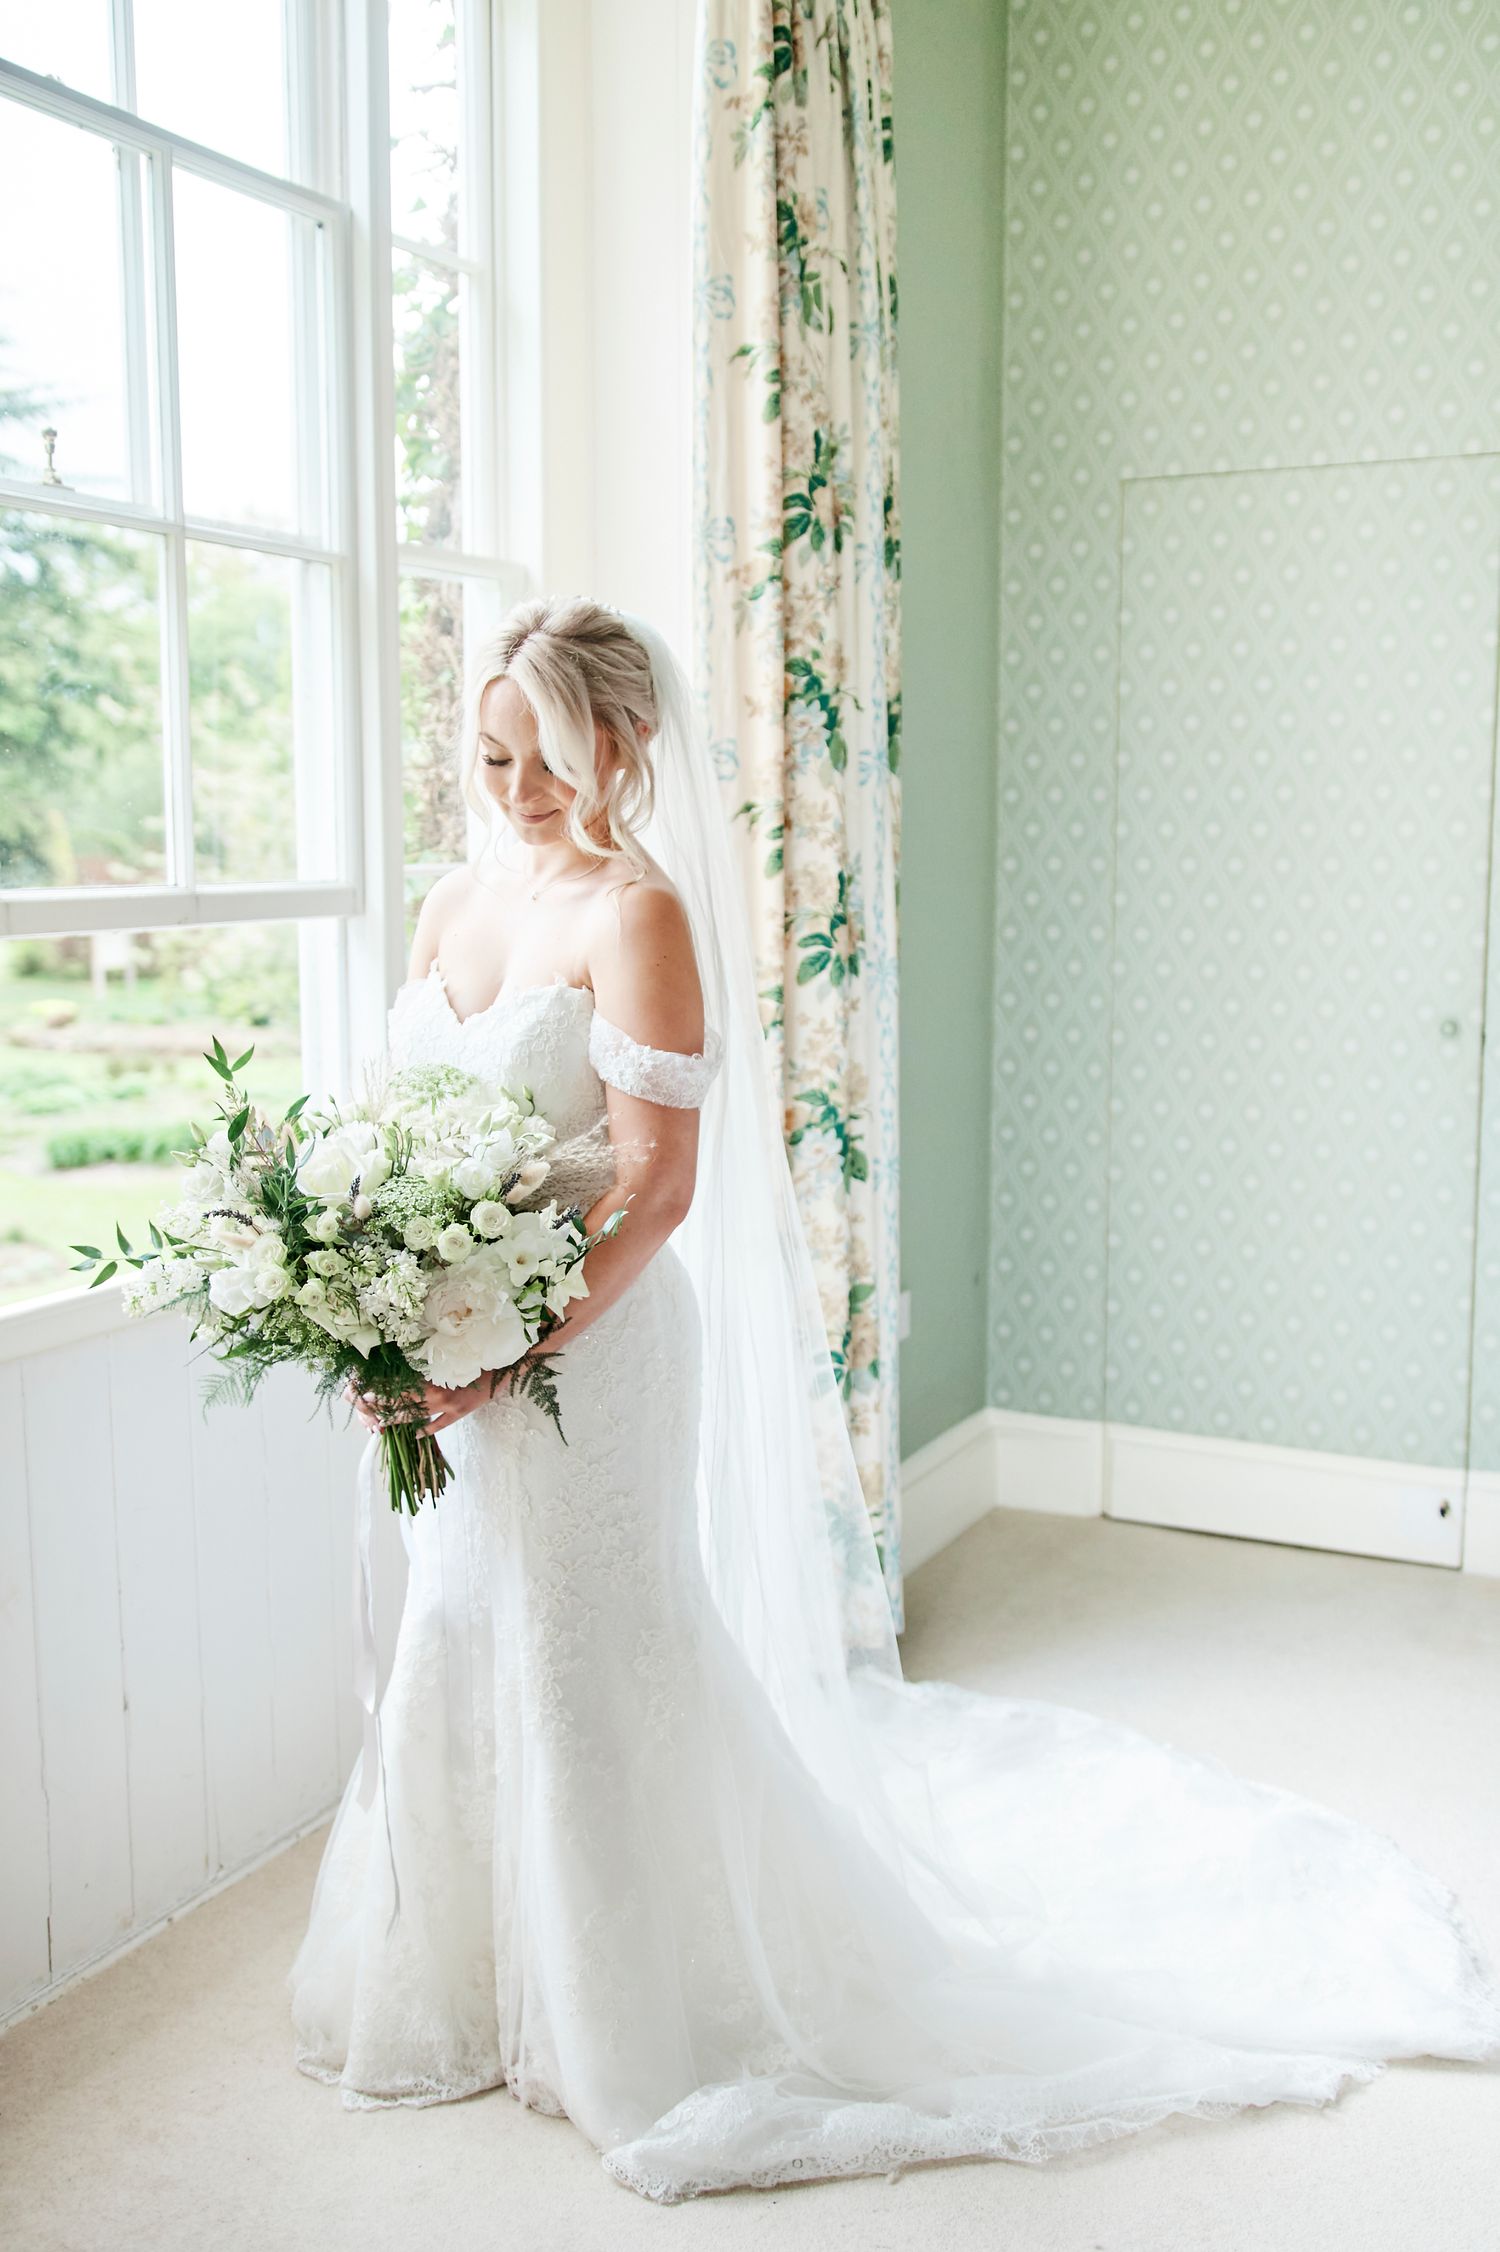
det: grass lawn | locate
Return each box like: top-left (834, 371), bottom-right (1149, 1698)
top-left (0, 957), bottom-right (303, 1310)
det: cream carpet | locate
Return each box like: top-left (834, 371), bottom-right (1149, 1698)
top-left (3, 1506), bottom-right (1497, 2252)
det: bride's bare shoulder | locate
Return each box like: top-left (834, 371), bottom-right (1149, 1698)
top-left (585, 864), bottom-right (703, 1049)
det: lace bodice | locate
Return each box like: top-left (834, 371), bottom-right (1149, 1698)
top-left (386, 969), bottom-right (721, 1212)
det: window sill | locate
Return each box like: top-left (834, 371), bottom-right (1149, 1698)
top-left (0, 1278), bottom-right (134, 1363)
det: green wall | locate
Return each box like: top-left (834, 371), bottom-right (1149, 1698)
top-left (892, 0), bottom-right (1009, 1458)
top-left (987, 1), bottom-right (1500, 1473)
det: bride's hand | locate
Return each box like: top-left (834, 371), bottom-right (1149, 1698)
top-left (415, 1371), bottom-right (514, 1432)
top-left (343, 1374), bottom-right (509, 1435)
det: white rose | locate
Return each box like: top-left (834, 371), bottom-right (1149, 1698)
top-left (452, 1155), bottom-right (497, 1200)
top-left (181, 1157), bottom-right (227, 1204)
top-left (435, 1223), bottom-right (474, 1265)
top-left (311, 1208), bottom-right (343, 1244)
top-left (208, 1264), bottom-right (263, 1317)
top-left (297, 1121), bottom-right (379, 1203)
top-left (469, 1200), bottom-right (510, 1240)
top-left (402, 1215), bottom-right (438, 1252)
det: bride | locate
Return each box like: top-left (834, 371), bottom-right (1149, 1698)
top-left (289, 595), bottom-right (1500, 2202)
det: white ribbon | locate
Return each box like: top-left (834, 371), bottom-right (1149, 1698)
top-left (354, 1433), bottom-right (402, 1933)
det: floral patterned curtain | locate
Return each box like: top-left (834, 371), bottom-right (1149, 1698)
top-left (692, 0), bottom-right (904, 1624)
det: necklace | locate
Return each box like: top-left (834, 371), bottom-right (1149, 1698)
top-left (527, 862), bottom-right (594, 903)
top-left (525, 837), bottom-right (608, 903)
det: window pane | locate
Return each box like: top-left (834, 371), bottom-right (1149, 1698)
top-left (388, 0), bottom-right (459, 250)
top-left (0, 102), bottom-right (137, 500)
top-left (0, 509), bottom-right (165, 890)
top-left (0, 3), bottom-right (112, 99)
top-left (188, 544), bottom-right (338, 885)
top-left (134, 0), bottom-right (289, 178)
top-left (399, 573), bottom-right (499, 939)
top-left (393, 250), bottom-right (461, 546)
top-left (175, 171), bottom-right (324, 536)
top-left (0, 922), bottom-right (301, 1308)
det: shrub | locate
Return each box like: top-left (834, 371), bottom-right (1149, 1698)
top-left (46, 1122), bottom-right (196, 1171)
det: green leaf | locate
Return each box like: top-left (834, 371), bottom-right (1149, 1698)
top-left (90, 1261), bottom-right (118, 1288)
top-left (115, 1221), bottom-right (133, 1254)
top-left (796, 955), bottom-right (825, 985)
top-left (70, 1243), bottom-right (101, 1260)
top-left (283, 1093), bottom-right (311, 1123)
top-left (231, 1045), bottom-right (255, 1073)
top-left (228, 1104), bottom-right (250, 1140)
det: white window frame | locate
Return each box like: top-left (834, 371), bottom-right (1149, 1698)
top-left (0, 0), bottom-right (553, 1346)
top-left (0, 27), bottom-right (361, 942)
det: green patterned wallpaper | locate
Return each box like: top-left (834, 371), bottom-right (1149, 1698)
top-left (989, 0), bottom-right (1500, 1471)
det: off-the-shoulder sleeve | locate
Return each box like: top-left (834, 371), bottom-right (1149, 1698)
top-left (588, 1009), bottom-right (724, 1109)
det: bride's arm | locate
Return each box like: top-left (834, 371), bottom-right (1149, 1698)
top-left (531, 878), bottom-right (705, 1340)
top-left (416, 879), bottom-right (706, 1433)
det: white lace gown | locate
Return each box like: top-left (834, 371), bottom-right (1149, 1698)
top-left (288, 970), bottom-right (1500, 2202)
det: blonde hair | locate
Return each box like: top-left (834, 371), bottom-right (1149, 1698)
top-left (459, 594), bottom-right (658, 881)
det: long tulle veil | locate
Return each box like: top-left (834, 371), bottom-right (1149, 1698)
top-left (601, 604), bottom-right (1500, 2045)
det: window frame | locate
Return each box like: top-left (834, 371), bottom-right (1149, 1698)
top-left (0, 0), bottom-right (538, 1342)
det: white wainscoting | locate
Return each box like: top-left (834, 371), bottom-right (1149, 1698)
top-left (898, 1407), bottom-right (1500, 1583)
top-left (0, 1308), bottom-right (407, 2030)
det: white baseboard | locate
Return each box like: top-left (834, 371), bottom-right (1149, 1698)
top-left (1462, 1473), bottom-right (1500, 1577)
top-left (899, 1406), bottom-right (1101, 1573)
top-left (900, 1408), bottom-right (1500, 1579)
top-left (898, 1411), bottom-right (1000, 1573)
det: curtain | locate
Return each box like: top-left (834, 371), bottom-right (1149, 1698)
top-left (692, 0), bottom-right (904, 1624)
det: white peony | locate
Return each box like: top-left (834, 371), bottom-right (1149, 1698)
top-left (413, 1248), bottom-right (527, 1387)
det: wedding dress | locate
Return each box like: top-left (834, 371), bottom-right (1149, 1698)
top-left (289, 618), bottom-right (1500, 2203)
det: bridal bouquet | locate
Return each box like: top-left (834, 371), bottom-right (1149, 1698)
top-left (71, 1037), bottom-right (627, 1514)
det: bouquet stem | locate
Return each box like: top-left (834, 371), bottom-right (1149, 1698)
top-left (379, 1418), bottom-right (452, 1515)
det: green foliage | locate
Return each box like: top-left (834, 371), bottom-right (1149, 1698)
top-left (782, 429), bottom-right (845, 556)
top-left (791, 867), bottom-right (861, 986)
top-left (734, 796), bottom-right (786, 878)
top-left (47, 1121), bottom-right (196, 1171)
top-left (0, 505), bottom-right (163, 886)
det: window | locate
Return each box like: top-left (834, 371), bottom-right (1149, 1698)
top-left (0, 1), bottom-right (527, 1312)
top-left (387, 0), bottom-right (521, 937)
